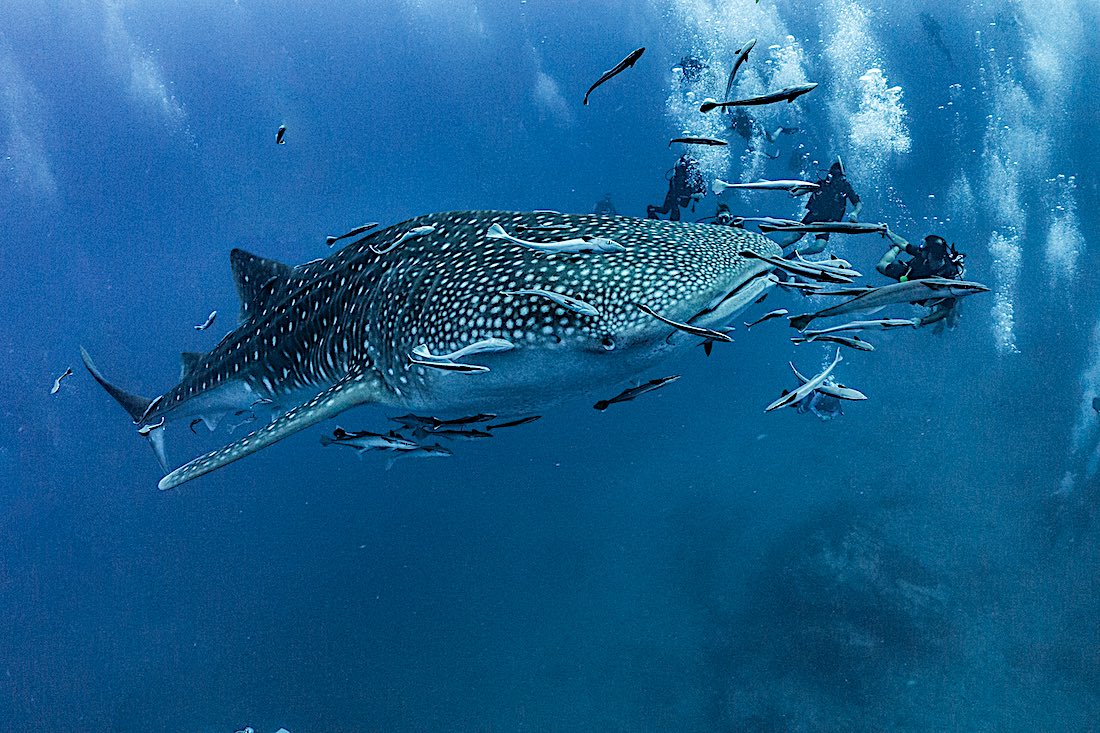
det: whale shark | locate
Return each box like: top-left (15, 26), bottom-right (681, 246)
top-left (82, 210), bottom-right (779, 490)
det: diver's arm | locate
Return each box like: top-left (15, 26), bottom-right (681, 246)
top-left (876, 228), bottom-right (908, 275)
top-left (914, 301), bottom-right (953, 328)
top-left (848, 200), bottom-right (863, 222)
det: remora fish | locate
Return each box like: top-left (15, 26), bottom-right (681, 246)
top-left (637, 303), bottom-right (734, 343)
top-left (799, 319), bottom-right (917, 339)
top-left (583, 47), bottom-right (645, 105)
top-left (486, 223), bottom-right (626, 254)
top-left (81, 210), bottom-right (778, 490)
top-left (791, 365), bottom-right (867, 401)
top-left (758, 221), bottom-right (888, 235)
top-left (502, 289), bottom-right (601, 317)
top-left (700, 83), bottom-right (819, 112)
top-left (390, 412), bottom-right (497, 430)
top-left (742, 250), bottom-right (853, 284)
top-left (327, 223), bottom-right (379, 247)
top-left (765, 349), bottom-right (841, 412)
top-left (487, 415), bottom-right (541, 430)
top-left (714, 178), bottom-right (819, 196)
top-left (700, 326), bottom-right (737, 356)
top-left (791, 334), bottom-right (875, 352)
top-left (669, 136), bottom-right (728, 147)
top-left (372, 225), bottom-right (435, 255)
top-left (275, 125), bottom-right (286, 144)
top-left (733, 216), bottom-right (802, 229)
top-left (724, 39), bottom-right (757, 107)
top-left (412, 337), bottom-right (515, 362)
top-left (320, 427), bottom-right (420, 454)
top-left (745, 309), bottom-right (788, 329)
top-left (594, 375), bottom-right (680, 411)
top-left (194, 311), bottom-right (218, 331)
top-left (50, 367), bottom-right (73, 395)
top-left (787, 277), bottom-right (991, 330)
top-left (408, 355), bottom-right (490, 373)
top-left (412, 426), bottom-right (492, 441)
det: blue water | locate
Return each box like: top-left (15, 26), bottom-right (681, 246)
top-left (3, 1), bottom-right (1100, 730)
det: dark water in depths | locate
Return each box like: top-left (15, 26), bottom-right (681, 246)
top-left (3, 0), bottom-right (1100, 730)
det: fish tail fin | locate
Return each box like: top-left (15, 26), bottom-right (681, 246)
top-left (158, 370), bottom-right (386, 491)
top-left (788, 314), bottom-right (814, 331)
top-left (80, 346), bottom-right (155, 422)
top-left (81, 346), bottom-right (171, 470)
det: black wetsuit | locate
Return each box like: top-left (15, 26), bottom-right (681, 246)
top-left (882, 250), bottom-right (961, 282)
top-left (647, 156), bottom-right (705, 222)
top-left (802, 172), bottom-right (860, 240)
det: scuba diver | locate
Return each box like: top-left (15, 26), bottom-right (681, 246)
top-left (677, 55), bottom-right (707, 83)
top-left (696, 202), bottom-right (742, 227)
top-left (772, 157), bottom-right (863, 256)
top-left (729, 108), bottom-right (798, 158)
top-left (877, 228), bottom-right (967, 329)
top-left (646, 154), bottom-right (707, 222)
top-left (797, 389), bottom-right (844, 421)
top-left (593, 193), bottom-right (617, 216)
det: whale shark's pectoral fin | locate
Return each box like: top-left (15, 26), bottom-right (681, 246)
top-left (158, 370), bottom-right (385, 491)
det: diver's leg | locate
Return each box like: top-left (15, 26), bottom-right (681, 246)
top-left (772, 231), bottom-right (805, 250)
top-left (795, 234), bottom-right (829, 257)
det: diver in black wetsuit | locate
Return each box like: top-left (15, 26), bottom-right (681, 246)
top-left (646, 154), bottom-right (707, 222)
top-left (773, 158), bottom-right (863, 256)
top-left (593, 193), bottom-right (617, 216)
top-left (678, 55), bottom-right (707, 83)
top-left (877, 229), bottom-right (966, 329)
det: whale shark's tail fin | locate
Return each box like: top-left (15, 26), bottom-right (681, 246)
top-left (80, 346), bottom-right (170, 471)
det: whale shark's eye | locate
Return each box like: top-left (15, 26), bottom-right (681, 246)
top-left (601, 335), bottom-right (616, 351)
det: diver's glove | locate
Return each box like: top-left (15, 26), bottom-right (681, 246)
top-left (847, 213), bottom-right (859, 223)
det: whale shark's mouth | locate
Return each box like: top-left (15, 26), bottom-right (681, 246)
top-left (688, 271), bottom-right (772, 324)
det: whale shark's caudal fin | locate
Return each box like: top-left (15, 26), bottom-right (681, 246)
top-left (80, 346), bottom-right (170, 470)
top-left (158, 369), bottom-right (385, 491)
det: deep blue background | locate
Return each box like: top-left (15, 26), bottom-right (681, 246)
top-left (3, 1), bottom-right (1099, 730)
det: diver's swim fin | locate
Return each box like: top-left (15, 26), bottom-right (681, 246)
top-left (158, 370), bottom-right (385, 490)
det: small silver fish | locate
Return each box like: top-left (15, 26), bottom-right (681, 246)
top-left (637, 304), bottom-right (734, 343)
top-left (384, 443), bottom-right (453, 470)
top-left (372, 225), bottom-right (436, 255)
top-left (799, 318), bottom-right (918, 338)
top-left (485, 223), bottom-right (625, 254)
top-left (321, 427), bottom-right (420, 454)
top-left (724, 39), bottom-right (757, 105)
top-left (745, 309), bottom-right (789, 329)
top-left (700, 82), bottom-right (818, 112)
top-left (411, 337), bottom-right (514, 362)
top-left (407, 355), bottom-right (490, 373)
top-left (50, 367), bottom-right (73, 395)
top-left (275, 125), bottom-right (286, 144)
top-left (583, 47), bottom-right (646, 105)
top-left (714, 178), bottom-right (820, 196)
top-left (790, 334), bottom-right (875, 352)
top-left (766, 349), bottom-right (842, 412)
top-left (765, 272), bottom-right (827, 292)
top-left (791, 365), bottom-right (867, 401)
top-left (669, 136), bottom-right (728, 147)
top-left (487, 415), bottom-right (542, 430)
top-left (502, 289), bottom-right (601, 317)
top-left (412, 426), bottom-right (492, 441)
top-left (326, 222), bottom-right (378, 247)
top-left (742, 250), bottom-right (853, 284)
top-left (194, 310), bottom-right (218, 331)
top-left (137, 417), bottom-right (165, 436)
top-left (594, 375), bottom-right (680, 411)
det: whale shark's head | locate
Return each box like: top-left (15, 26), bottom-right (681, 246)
top-left (343, 211), bottom-right (779, 412)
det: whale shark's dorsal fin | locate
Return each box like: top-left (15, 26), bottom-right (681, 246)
top-left (179, 352), bottom-right (204, 380)
top-left (230, 248), bottom-right (294, 321)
